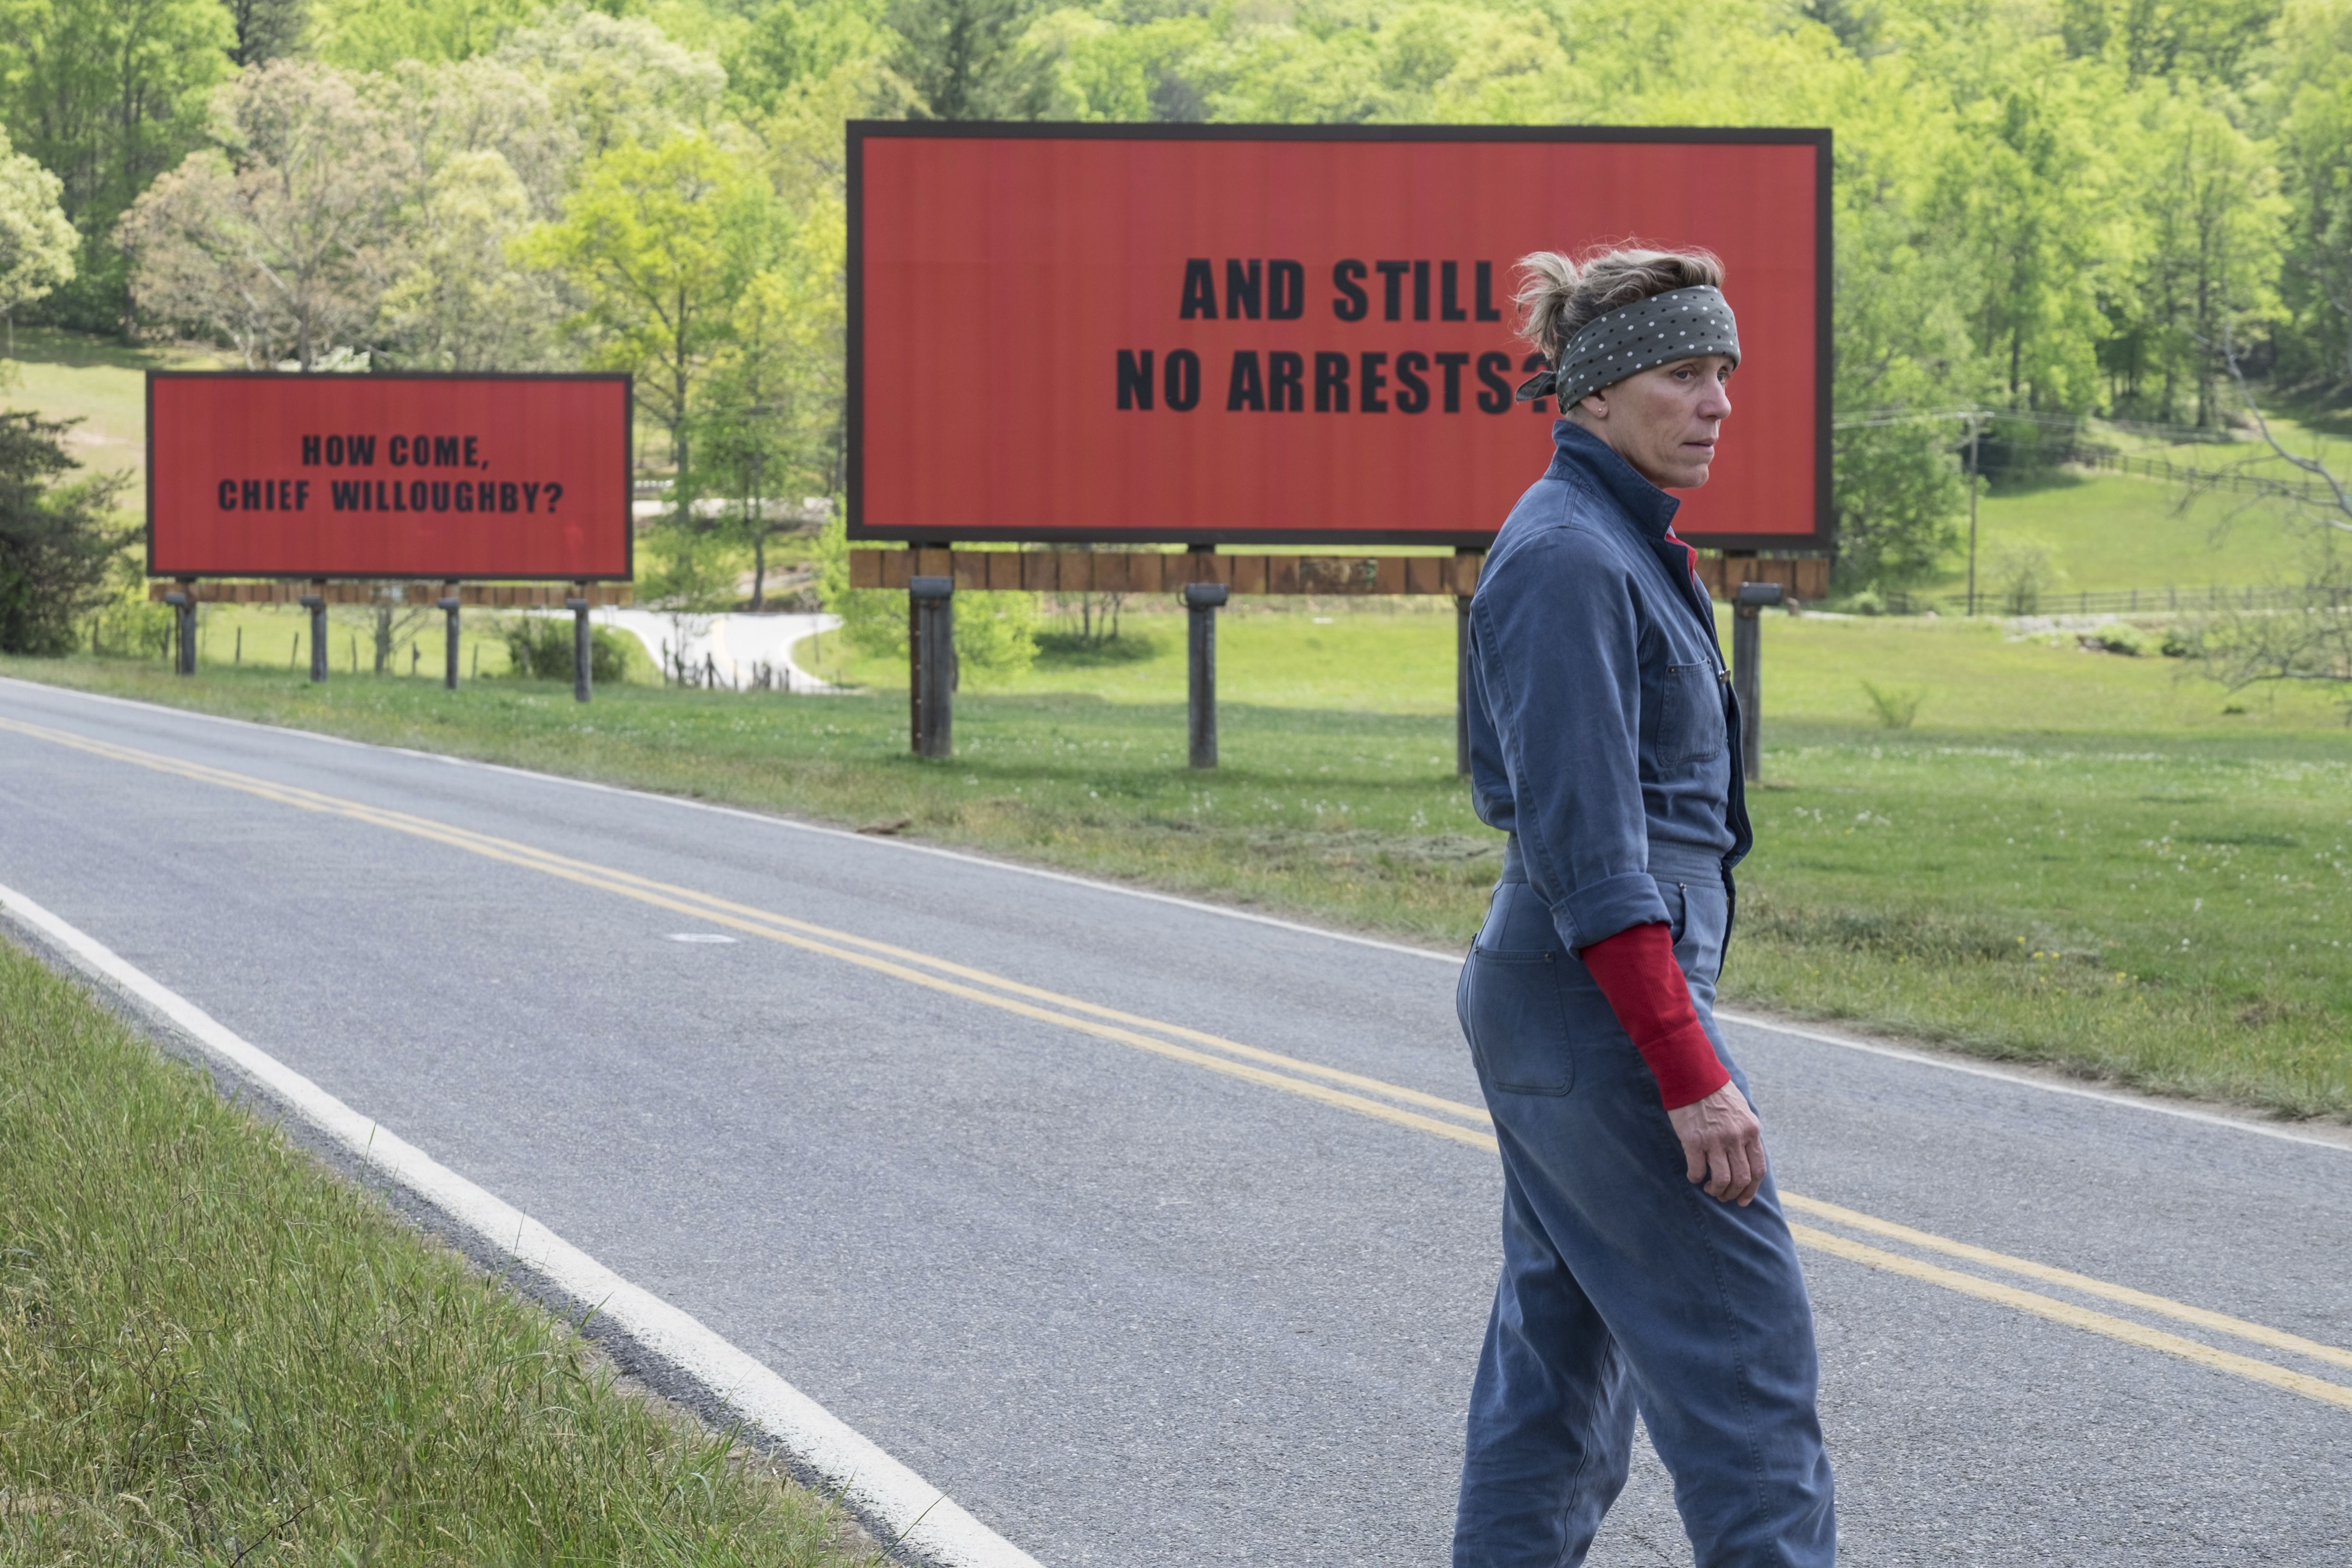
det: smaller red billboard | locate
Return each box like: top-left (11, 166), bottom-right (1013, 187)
top-left (147, 373), bottom-right (632, 580)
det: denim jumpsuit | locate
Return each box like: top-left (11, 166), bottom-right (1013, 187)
top-left (1453, 421), bottom-right (1836, 1568)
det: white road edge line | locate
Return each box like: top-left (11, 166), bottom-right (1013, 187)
top-left (0, 876), bottom-right (1043, 1568)
top-left (9, 675), bottom-right (2346, 1156)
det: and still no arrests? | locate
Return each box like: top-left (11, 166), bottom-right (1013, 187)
top-left (1118, 258), bottom-right (1549, 415)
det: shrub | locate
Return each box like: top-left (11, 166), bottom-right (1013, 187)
top-left (0, 412), bottom-right (127, 655)
top-left (1861, 680), bottom-right (1926, 729)
top-left (500, 617), bottom-right (631, 683)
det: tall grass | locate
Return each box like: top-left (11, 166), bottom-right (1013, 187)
top-left (0, 941), bottom-right (876, 1566)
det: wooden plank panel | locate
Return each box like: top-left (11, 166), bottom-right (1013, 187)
top-left (1405, 557), bottom-right (1440, 596)
top-left (1053, 550), bottom-right (1091, 592)
top-left (1373, 556), bottom-right (1406, 595)
top-left (1267, 555), bottom-right (1301, 593)
top-left (1229, 555), bottom-right (1266, 595)
top-left (850, 550), bottom-right (882, 589)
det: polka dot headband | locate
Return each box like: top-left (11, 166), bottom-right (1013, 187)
top-left (1515, 285), bottom-right (1741, 407)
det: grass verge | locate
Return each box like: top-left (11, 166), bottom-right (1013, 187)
top-left (4, 632), bottom-right (2347, 1123)
top-left (0, 936), bottom-right (877, 1566)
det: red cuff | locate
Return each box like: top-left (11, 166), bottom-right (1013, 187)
top-left (1579, 922), bottom-right (1730, 1110)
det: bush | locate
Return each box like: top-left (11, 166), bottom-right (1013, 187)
top-left (1842, 585), bottom-right (1888, 617)
top-left (0, 412), bottom-right (127, 655)
top-left (500, 617), bottom-right (631, 684)
top-left (1861, 680), bottom-right (1925, 729)
top-left (2076, 625), bottom-right (2149, 656)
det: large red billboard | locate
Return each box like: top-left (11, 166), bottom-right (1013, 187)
top-left (147, 373), bottom-right (633, 580)
top-left (849, 125), bottom-right (1829, 550)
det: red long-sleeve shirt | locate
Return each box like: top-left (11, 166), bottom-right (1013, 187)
top-left (1580, 922), bottom-right (1728, 1109)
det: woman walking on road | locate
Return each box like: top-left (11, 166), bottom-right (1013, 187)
top-left (1453, 247), bottom-right (1836, 1568)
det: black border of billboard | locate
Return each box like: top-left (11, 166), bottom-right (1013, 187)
top-left (845, 121), bottom-right (1833, 553)
top-left (145, 370), bottom-right (636, 582)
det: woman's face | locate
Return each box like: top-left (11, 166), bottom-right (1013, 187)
top-left (1570, 354), bottom-right (1736, 490)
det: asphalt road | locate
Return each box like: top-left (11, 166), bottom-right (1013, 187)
top-left (2, 674), bottom-right (2348, 1567)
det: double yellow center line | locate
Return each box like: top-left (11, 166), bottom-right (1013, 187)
top-left (10, 713), bottom-right (2349, 1414)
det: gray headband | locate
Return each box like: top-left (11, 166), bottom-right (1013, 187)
top-left (1516, 284), bottom-right (1740, 407)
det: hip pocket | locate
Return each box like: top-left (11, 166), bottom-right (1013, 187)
top-left (1462, 947), bottom-right (1575, 1096)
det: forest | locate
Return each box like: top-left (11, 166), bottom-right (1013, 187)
top-left (0, 0), bottom-right (2347, 597)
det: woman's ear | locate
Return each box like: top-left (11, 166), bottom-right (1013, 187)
top-left (1578, 391), bottom-right (1609, 421)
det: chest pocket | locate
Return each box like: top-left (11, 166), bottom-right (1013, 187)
top-left (1652, 662), bottom-right (1727, 770)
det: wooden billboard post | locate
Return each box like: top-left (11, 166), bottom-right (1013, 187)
top-left (1183, 581), bottom-right (1228, 768)
top-left (909, 575), bottom-right (955, 757)
top-left (439, 580), bottom-right (461, 689)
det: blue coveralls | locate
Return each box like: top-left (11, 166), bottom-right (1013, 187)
top-left (1452, 420), bottom-right (1836, 1568)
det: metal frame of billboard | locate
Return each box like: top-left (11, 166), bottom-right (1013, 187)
top-left (145, 370), bottom-right (636, 582)
top-left (845, 121), bottom-right (1833, 552)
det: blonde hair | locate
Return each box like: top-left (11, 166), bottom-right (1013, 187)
top-left (1514, 245), bottom-right (1726, 365)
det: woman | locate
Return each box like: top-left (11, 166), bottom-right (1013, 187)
top-left (1453, 246), bottom-right (1836, 1568)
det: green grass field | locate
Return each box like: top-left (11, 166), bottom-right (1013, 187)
top-left (1936, 473), bottom-right (2321, 603)
top-left (11, 605), bottom-right (2346, 1121)
top-left (0, 938), bottom-right (876, 1565)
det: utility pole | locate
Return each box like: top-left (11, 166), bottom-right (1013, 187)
top-left (1965, 411), bottom-right (1982, 617)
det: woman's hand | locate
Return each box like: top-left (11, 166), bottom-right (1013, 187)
top-left (1666, 1082), bottom-right (1766, 1206)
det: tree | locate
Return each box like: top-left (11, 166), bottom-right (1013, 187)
top-left (889, 0), bottom-right (1054, 118)
top-left (701, 278), bottom-right (808, 611)
top-left (2124, 84), bottom-right (2285, 424)
top-left (120, 61), bottom-right (414, 368)
top-left (728, 0), bottom-right (894, 116)
top-left (0, 0), bottom-right (232, 328)
top-left (0, 411), bottom-right (126, 655)
top-left (309, 0), bottom-right (538, 71)
top-left (376, 149), bottom-right (562, 368)
top-left (224, 0), bottom-right (307, 66)
top-left (519, 132), bottom-right (774, 509)
top-left (0, 128), bottom-right (78, 351)
top-left (382, 55), bottom-right (578, 220)
top-left (1929, 59), bottom-right (2121, 414)
top-left (2261, 0), bottom-right (2352, 383)
top-left (497, 5), bottom-right (726, 160)
top-left (2193, 345), bottom-right (2352, 717)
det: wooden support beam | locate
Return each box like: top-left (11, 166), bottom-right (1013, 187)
top-left (149, 580), bottom-right (634, 607)
top-left (842, 547), bottom-right (1821, 601)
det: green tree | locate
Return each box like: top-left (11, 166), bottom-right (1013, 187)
top-left (518, 131), bottom-right (775, 511)
top-left (310, 0), bottom-right (538, 70)
top-left (0, 411), bottom-right (126, 655)
top-left (376, 148), bottom-right (562, 368)
top-left (0, 0), bottom-right (232, 329)
top-left (119, 60), bottom-right (414, 368)
top-left (381, 56), bottom-right (580, 220)
top-left (2123, 84), bottom-right (2285, 424)
top-left (224, 0), bottom-right (307, 65)
top-left (701, 215), bottom-right (847, 608)
top-left (497, 6), bottom-right (727, 160)
top-left (2060, 0), bottom-right (2282, 87)
top-left (0, 128), bottom-right (78, 351)
top-left (1929, 58), bottom-right (2122, 413)
top-left (728, 0), bottom-right (894, 116)
top-left (2261, 0), bottom-right (2352, 382)
top-left (890, 0), bottom-right (1054, 118)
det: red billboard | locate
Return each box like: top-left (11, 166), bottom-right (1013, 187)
top-left (147, 373), bottom-right (633, 580)
top-left (849, 125), bottom-right (1829, 550)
